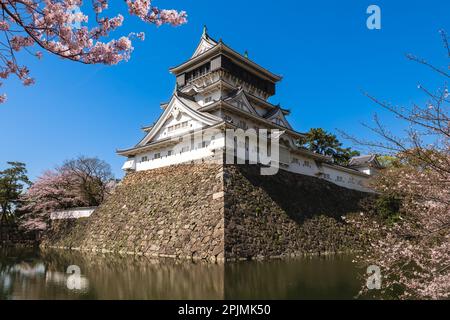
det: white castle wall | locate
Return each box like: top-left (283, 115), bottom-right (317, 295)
top-left (125, 134), bottom-right (372, 193)
top-left (50, 207), bottom-right (97, 220)
top-left (153, 114), bottom-right (204, 142)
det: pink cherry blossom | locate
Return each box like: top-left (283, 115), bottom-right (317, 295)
top-left (0, 0), bottom-right (187, 103)
top-left (22, 157), bottom-right (117, 213)
top-left (346, 31), bottom-right (450, 299)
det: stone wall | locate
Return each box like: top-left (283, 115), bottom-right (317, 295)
top-left (0, 225), bottom-right (41, 247)
top-left (42, 164), bottom-right (225, 262)
top-left (224, 165), bottom-right (370, 260)
top-left (42, 163), bottom-right (371, 262)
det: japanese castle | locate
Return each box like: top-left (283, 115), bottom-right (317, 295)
top-left (117, 27), bottom-right (381, 192)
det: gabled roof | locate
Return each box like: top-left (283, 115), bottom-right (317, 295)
top-left (224, 88), bottom-right (259, 116)
top-left (141, 125), bottom-right (154, 133)
top-left (170, 30), bottom-right (282, 83)
top-left (191, 29), bottom-right (218, 58)
top-left (117, 92), bottom-right (222, 155)
top-left (197, 99), bottom-right (305, 139)
top-left (322, 162), bottom-right (371, 177)
top-left (220, 86), bottom-right (290, 115)
top-left (348, 155), bottom-right (383, 168)
top-left (263, 108), bottom-right (280, 119)
top-left (117, 122), bottom-right (226, 157)
top-left (263, 107), bottom-right (293, 130)
top-left (244, 91), bottom-right (290, 115)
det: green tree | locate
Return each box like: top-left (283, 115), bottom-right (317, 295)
top-left (0, 162), bottom-right (30, 224)
top-left (298, 128), bottom-right (360, 165)
top-left (377, 155), bottom-right (399, 168)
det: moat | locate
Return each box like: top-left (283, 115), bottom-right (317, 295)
top-left (0, 248), bottom-right (373, 300)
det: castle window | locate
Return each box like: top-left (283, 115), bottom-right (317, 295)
top-left (141, 156), bottom-right (148, 162)
top-left (205, 96), bottom-right (212, 104)
top-left (168, 150), bottom-right (173, 156)
top-left (182, 121), bottom-right (189, 128)
top-left (224, 115), bottom-right (233, 123)
top-left (168, 126), bottom-right (174, 133)
top-left (323, 174), bottom-right (331, 180)
top-left (185, 62), bottom-right (211, 82)
top-left (175, 124), bottom-right (181, 130)
top-left (181, 146), bottom-right (190, 153)
top-left (238, 120), bottom-right (248, 130)
top-left (303, 160), bottom-right (311, 167)
top-left (292, 158), bottom-right (299, 164)
top-left (237, 100), bottom-right (246, 110)
top-left (336, 176), bottom-right (344, 182)
top-left (154, 153), bottom-right (161, 160)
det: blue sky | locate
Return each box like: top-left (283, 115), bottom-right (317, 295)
top-left (1, 0), bottom-right (449, 181)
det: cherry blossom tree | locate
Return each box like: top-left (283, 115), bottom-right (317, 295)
top-left (343, 30), bottom-right (449, 299)
top-left (0, 0), bottom-right (187, 103)
top-left (22, 156), bottom-right (117, 213)
top-left (22, 169), bottom-right (84, 213)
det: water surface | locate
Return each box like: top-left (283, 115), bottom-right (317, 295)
top-left (0, 248), bottom-right (366, 300)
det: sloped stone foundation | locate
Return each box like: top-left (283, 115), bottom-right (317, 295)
top-left (42, 164), bottom-right (225, 262)
top-left (42, 164), bottom-right (371, 262)
top-left (223, 165), bottom-right (370, 260)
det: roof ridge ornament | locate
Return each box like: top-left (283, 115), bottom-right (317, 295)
top-left (202, 25), bottom-right (208, 38)
top-left (244, 50), bottom-right (249, 59)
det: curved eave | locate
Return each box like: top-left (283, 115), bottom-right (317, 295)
top-left (117, 122), bottom-right (226, 157)
top-left (202, 101), bottom-right (305, 139)
top-left (135, 93), bottom-right (221, 148)
top-left (321, 163), bottom-right (371, 177)
top-left (191, 34), bottom-right (218, 58)
top-left (228, 89), bottom-right (291, 115)
top-left (117, 138), bottom-right (179, 157)
top-left (220, 43), bottom-right (282, 82)
top-left (180, 78), bottom-right (289, 115)
top-left (291, 148), bottom-right (332, 162)
top-left (170, 43), bottom-right (282, 83)
top-left (141, 125), bottom-right (153, 133)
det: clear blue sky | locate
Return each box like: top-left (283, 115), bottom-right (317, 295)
top-left (1, 0), bottom-right (449, 181)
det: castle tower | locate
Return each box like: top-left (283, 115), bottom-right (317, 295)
top-left (117, 27), bottom-right (374, 192)
top-left (171, 25), bottom-right (281, 102)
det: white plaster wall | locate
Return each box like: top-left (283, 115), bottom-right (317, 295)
top-left (288, 155), bottom-right (321, 176)
top-left (195, 90), bottom-right (222, 107)
top-left (252, 104), bottom-right (266, 117)
top-left (50, 208), bottom-right (96, 220)
top-left (134, 135), bottom-right (225, 171)
top-left (153, 114), bottom-right (204, 142)
top-left (223, 112), bottom-right (265, 131)
top-left (320, 165), bottom-right (370, 192)
top-left (124, 127), bottom-right (372, 193)
top-left (356, 167), bottom-right (379, 176)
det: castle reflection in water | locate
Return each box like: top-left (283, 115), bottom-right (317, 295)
top-left (0, 248), bottom-right (365, 300)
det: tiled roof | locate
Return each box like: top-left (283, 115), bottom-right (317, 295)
top-left (348, 155), bottom-right (379, 167)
